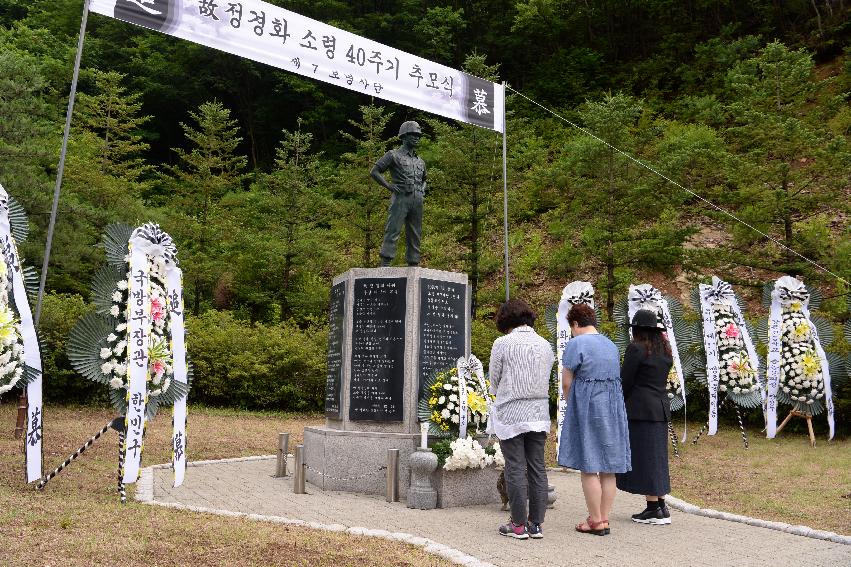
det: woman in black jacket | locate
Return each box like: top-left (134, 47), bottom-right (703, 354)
top-left (616, 309), bottom-right (674, 525)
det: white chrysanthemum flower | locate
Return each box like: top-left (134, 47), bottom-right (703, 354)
top-left (438, 396), bottom-right (445, 404)
top-left (117, 280), bottom-right (128, 290)
top-left (441, 409), bottom-right (450, 419)
top-left (114, 363), bottom-right (126, 375)
top-left (116, 323), bottom-right (127, 332)
top-left (451, 414), bottom-right (459, 424)
top-left (107, 334), bottom-right (117, 343)
top-left (112, 291), bottom-right (122, 302)
top-left (443, 383), bottom-right (452, 390)
top-left (449, 394), bottom-right (458, 402)
top-left (101, 362), bottom-right (113, 375)
top-left (100, 347), bottom-right (112, 359)
top-left (719, 384), bottom-right (727, 392)
top-left (447, 402), bottom-right (455, 411)
top-left (733, 387), bottom-right (741, 394)
top-left (109, 377), bottom-right (123, 389)
top-left (110, 305), bottom-right (120, 317)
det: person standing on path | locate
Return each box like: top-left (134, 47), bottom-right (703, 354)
top-left (488, 299), bottom-right (554, 540)
top-left (616, 309), bottom-right (674, 525)
top-left (370, 121), bottom-right (427, 267)
top-left (558, 303), bottom-right (631, 536)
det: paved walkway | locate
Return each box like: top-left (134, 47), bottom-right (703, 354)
top-left (145, 457), bottom-right (849, 567)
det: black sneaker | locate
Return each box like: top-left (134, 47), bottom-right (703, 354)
top-left (661, 504), bottom-right (671, 523)
top-left (631, 507), bottom-right (671, 525)
top-left (526, 521), bottom-right (543, 539)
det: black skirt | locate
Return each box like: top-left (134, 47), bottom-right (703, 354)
top-left (616, 419), bottom-right (671, 496)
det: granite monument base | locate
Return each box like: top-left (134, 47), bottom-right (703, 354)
top-left (304, 426), bottom-right (421, 498)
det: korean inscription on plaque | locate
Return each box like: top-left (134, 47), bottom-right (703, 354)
top-left (325, 281), bottom-right (346, 418)
top-left (349, 278), bottom-right (407, 421)
top-left (418, 279), bottom-right (466, 396)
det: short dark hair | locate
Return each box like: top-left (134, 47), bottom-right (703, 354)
top-left (567, 303), bottom-right (597, 329)
top-left (495, 299), bottom-right (537, 333)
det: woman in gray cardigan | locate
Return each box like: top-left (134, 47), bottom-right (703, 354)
top-left (489, 299), bottom-right (555, 540)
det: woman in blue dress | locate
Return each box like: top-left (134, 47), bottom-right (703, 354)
top-left (558, 303), bottom-right (631, 536)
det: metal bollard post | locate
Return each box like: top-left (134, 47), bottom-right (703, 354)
top-left (293, 444), bottom-right (306, 494)
top-left (386, 448), bottom-right (399, 502)
top-left (275, 432), bottom-right (290, 477)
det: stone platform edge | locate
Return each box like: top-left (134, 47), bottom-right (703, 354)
top-left (546, 467), bottom-right (850, 545)
top-left (135, 456), bottom-right (496, 567)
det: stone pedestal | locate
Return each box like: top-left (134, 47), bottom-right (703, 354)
top-left (434, 466), bottom-right (501, 508)
top-left (306, 267), bottom-right (471, 497)
top-left (407, 448), bottom-right (438, 509)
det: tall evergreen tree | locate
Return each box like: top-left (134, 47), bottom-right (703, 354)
top-left (169, 100), bottom-right (247, 314)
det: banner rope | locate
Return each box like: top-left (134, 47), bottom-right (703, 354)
top-left (504, 85), bottom-right (849, 287)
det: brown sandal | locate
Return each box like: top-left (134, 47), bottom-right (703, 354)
top-left (575, 516), bottom-right (608, 536)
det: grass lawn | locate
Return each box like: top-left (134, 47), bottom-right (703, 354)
top-left (0, 403), bottom-right (448, 567)
top-left (544, 423), bottom-right (851, 535)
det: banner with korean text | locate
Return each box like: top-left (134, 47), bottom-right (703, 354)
top-left (90, 0), bottom-right (505, 132)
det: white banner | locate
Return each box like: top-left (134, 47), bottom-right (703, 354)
top-left (627, 284), bottom-right (687, 439)
top-left (698, 284), bottom-right (721, 436)
top-left (123, 239), bottom-right (151, 484)
top-left (801, 301), bottom-right (834, 440)
top-left (765, 282), bottom-right (784, 439)
top-left (166, 266), bottom-right (188, 487)
top-left (556, 281), bottom-right (594, 458)
top-left (0, 185), bottom-right (43, 483)
top-left (455, 356), bottom-right (469, 439)
top-left (90, 0), bottom-right (505, 132)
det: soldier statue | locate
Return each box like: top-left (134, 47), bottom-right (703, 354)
top-left (370, 121), bottom-right (427, 267)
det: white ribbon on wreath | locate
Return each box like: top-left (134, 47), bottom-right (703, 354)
top-left (556, 281), bottom-right (595, 457)
top-left (0, 184), bottom-right (43, 483)
top-left (166, 266), bottom-right (188, 487)
top-left (628, 284), bottom-right (687, 440)
top-left (122, 236), bottom-right (151, 484)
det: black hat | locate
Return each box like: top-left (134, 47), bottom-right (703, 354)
top-left (630, 309), bottom-right (664, 330)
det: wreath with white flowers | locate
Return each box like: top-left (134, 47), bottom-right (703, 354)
top-left (0, 189), bottom-right (41, 397)
top-left (688, 278), bottom-right (762, 410)
top-left (418, 366), bottom-right (492, 437)
top-left (68, 223), bottom-right (191, 418)
top-left (614, 284), bottom-right (691, 412)
top-left (758, 277), bottom-right (844, 420)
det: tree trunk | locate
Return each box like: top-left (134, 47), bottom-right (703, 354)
top-left (811, 0), bottom-right (824, 37)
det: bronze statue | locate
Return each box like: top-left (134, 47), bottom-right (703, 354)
top-left (370, 121), bottom-right (427, 267)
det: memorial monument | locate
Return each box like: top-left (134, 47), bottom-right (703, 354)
top-left (304, 266), bottom-right (470, 497)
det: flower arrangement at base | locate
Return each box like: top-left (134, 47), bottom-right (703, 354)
top-left (431, 436), bottom-right (504, 471)
top-left (759, 277), bottom-right (845, 420)
top-left (687, 277), bottom-right (762, 411)
top-left (68, 223), bottom-right (191, 419)
top-left (0, 262), bottom-right (26, 396)
top-left (418, 365), bottom-right (492, 438)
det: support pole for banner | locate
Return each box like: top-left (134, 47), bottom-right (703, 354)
top-left (34, 0), bottom-right (90, 326)
top-left (501, 81), bottom-right (509, 302)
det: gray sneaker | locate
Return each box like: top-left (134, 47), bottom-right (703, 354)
top-left (498, 520), bottom-right (529, 539)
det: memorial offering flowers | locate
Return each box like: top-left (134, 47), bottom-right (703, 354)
top-left (777, 300), bottom-right (827, 410)
top-left (712, 304), bottom-right (759, 398)
top-left (68, 223), bottom-right (191, 418)
top-left (0, 260), bottom-right (25, 395)
top-left (0, 189), bottom-right (40, 397)
top-left (435, 436), bottom-right (504, 471)
top-left (419, 366), bottom-right (492, 438)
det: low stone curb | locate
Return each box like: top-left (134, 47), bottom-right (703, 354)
top-left (546, 467), bottom-right (850, 545)
top-left (136, 457), bottom-right (496, 567)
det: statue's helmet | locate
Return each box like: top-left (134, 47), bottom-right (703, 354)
top-left (398, 121), bottom-right (422, 139)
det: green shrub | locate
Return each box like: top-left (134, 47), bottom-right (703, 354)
top-left (38, 293), bottom-right (106, 405)
top-left (186, 310), bottom-right (327, 411)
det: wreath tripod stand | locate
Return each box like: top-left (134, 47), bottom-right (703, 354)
top-left (36, 416), bottom-right (129, 503)
top-left (690, 398), bottom-right (750, 449)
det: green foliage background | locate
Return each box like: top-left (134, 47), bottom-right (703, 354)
top-left (0, 2), bottom-right (849, 428)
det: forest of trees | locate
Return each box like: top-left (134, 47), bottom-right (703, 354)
top-left (0, 1), bottom-right (848, 423)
